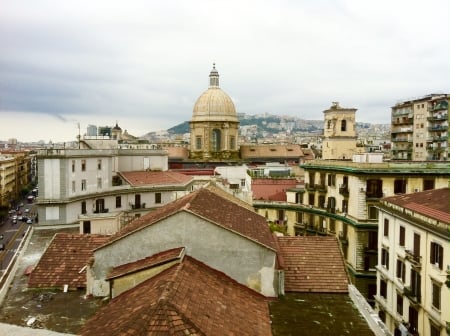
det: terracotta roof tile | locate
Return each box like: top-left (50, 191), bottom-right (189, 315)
top-left (277, 236), bottom-right (349, 293)
top-left (107, 247), bottom-right (185, 280)
top-left (28, 233), bottom-right (109, 289)
top-left (80, 256), bottom-right (272, 336)
top-left (101, 188), bottom-right (277, 251)
top-left (382, 188), bottom-right (449, 223)
top-left (119, 170), bottom-right (192, 187)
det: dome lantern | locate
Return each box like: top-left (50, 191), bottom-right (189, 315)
top-left (209, 63), bottom-right (219, 88)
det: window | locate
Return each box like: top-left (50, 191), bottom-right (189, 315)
top-left (394, 179), bottom-right (406, 194)
top-left (368, 205), bottom-right (378, 220)
top-left (327, 174), bottom-right (336, 186)
top-left (431, 282), bottom-right (441, 310)
top-left (399, 226), bottom-right (405, 246)
top-left (155, 192), bottom-right (161, 204)
top-left (195, 136), bottom-right (202, 150)
top-left (383, 218), bottom-right (389, 237)
top-left (368, 231), bottom-right (377, 250)
top-left (379, 278), bottom-right (387, 298)
top-left (115, 196), bottom-right (121, 208)
top-left (341, 119), bottom-right (347, 132)
top-left (366, 179), bottom-right (383, 198)
top-left (327, 120), bottom-right (332, 129)
top-left (81, 179), bottom-right (87, 191)
top-left (81, 201), bottom-right (87, 215)
top-left (342, 199), bottom-right (348, 213)
top-left (329, 219), bottom-right (335, 233)
top-left (72, 160), bottom-right (75, 173)
top-left (308, 193), bottom-right (315, 206)
top-left (309, 172), bottom-right (316, 186)
top-left (296, 211), bottom-right (303, 223)
top-left (410, 269), bottom-right (421, 301)
top-left (396, 293), bottom-right (403, 315)
top-left (229, 136), bottom-right (236, 150)
top-left (72, 181), bottom-right (76, 193)
top-left (318, 195), bottom-right (325, 208)
top-left (430, 322), bottom-right (441, 336)
top-left (381, 248), bottom-right (389, 269)
top-left (83, 221), bottom-right (91, 234)
top-left (378, 310), bottom-right (386, 323)
top-left (97, 178), bottom-right (102, 189)
top-left (396, 259), bottom-right (405, 282)
top-left (97, 159), bottom-right (102, 170)
top-left (409, 307), bottom-right (419, 335)
top-left (81, 160), bottom-right (86, 171)
top-left (423, 178), bottom-right (435, 191)
top-left (240, 179), bottom-right (245, 187)
top-left (95, 199), bottom-right (105, 213)
top-left (430, 242), bottom-right (443, 269)
top-left (211, 129), bottom-right (221, 151)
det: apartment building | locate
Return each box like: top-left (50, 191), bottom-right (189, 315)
top-left (391, 94), bottom-right (449, 161)
top-left (376, 188), bottom-right (449, 336)
top-left (253, 155), bottom-right (450, 304)
top-left (36, 146), bottom-right (195, 227)
top-left (0, 151), bottom-right (32, 208)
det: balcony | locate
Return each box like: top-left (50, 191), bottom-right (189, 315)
top-left (305, 183), bottom-right (315, 191)
top-left (403, 286), bottom-right (421, 304)
top-left (391, 137), bottom-right (409, 142)
top-left (405, 250), bottom-right (422, 269)
top-left (364, 246), bottom-right (377, 254)
top-left (391, 127), bottom-right (413, 134)
top-left (427, 113), bottom-right (448, 121)
top-left (366, 191), bottom-right (383, 199)
top-left (428, 125), bottom-right (448, 132)
top-left (338, 231), bottom-right (348, 245)
top-left (130, 203), bottom-right (146, 210)
top-left (314, 184), bottom-right (327, 192)
top-left (339, 185), bottom-right (349, 196)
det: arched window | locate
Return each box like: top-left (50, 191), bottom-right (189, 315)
top-left (211, 129), bottom-right (221, 152)
top-left (341, 120), bottom-right (347, 131)
top-left (327, 120), bottom-right (332, 129)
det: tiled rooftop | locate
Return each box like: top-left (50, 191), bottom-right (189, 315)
top-left (28, 233), bottom-right (109, 289)
top-left (277, 236), bottom-right (349, 293)
top-left (107, 247), bottom-right (185, 280)
top-left (119, 170), bottom-right (192, 187)
top-left (101, 187), bottom-right (277, 251)
top-left (240, 144), bottom-right (304, 160)
top-left (382, 187), bottom-right (449, 223)
top-left (80, 256), bottom-right (272, 336)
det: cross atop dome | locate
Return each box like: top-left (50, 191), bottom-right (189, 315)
top-left (209, 63), bottom-right (219, 88)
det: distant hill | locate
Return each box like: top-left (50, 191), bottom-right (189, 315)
top-left (141, 113), bottom-right (383, 139)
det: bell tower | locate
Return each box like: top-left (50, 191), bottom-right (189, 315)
top-left (322, 102), bottom-right (360, 160)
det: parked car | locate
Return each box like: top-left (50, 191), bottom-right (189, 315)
top-left (26, 219), bottom-right (33, 224)
top-left (24, 208), bottom-right (30, 213)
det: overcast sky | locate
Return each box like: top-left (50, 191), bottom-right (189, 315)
top-left (1, 0), bottom-right (449, 142)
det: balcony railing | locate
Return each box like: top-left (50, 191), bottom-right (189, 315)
top-left (314, 184), bottom-right (327, 192)
top-left (366, 191), bottom-right (384, 199)
top-left (339, 185), bottom-right (349, 196)
top-left (405, 250), bottom-right (422, 268)
top-left (428, 125), bottom-right (448, 132)
top-left (403, 286), bottom-right (421, 304)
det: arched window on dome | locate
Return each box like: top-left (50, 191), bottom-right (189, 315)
top-left (327, 120), bottom-right (332, 129)
top-left (341, 119), bottom-right (347, 132)
top-left (211, 129), bottom-right (221, 152)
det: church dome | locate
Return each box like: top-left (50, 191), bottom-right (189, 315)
top-left (192, 64), bottom-right (238, 123)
